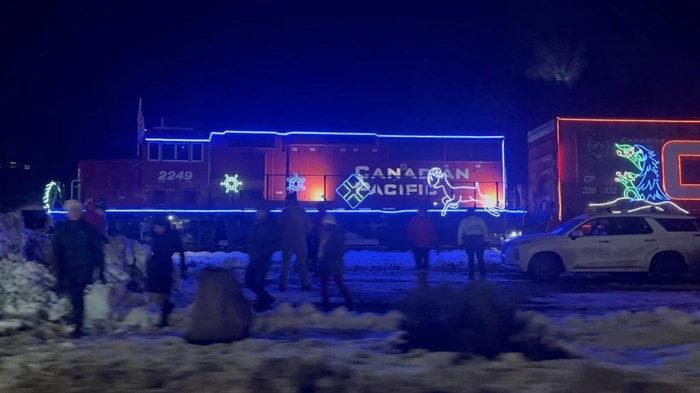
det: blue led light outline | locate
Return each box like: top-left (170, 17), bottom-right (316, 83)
top-left (49, 208), bottom-right (527, 215)
top-left (144, 129), bottom-right (505, 143)
top-left (335, 174), bottom-right (371, 209)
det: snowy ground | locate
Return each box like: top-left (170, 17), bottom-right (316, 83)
top-left (179, 249), bottom-right (700, 317)
top-left (3, 249), bottom-right (700, 392)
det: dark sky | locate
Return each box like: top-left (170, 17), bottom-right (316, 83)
top-left (2, 0), bottom-right (700, 186)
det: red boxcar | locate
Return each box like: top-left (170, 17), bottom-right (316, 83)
top-left (528, 118), bottom-right (700, 226)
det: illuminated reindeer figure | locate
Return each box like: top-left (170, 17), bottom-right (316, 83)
top-left (426, 167), bottom-right (502, 217)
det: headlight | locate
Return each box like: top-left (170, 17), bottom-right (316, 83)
top-left (505, 230), bottom-right (522, 239)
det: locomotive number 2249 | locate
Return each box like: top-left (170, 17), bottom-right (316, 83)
top-left (158, 171), bottom-right (193, 181)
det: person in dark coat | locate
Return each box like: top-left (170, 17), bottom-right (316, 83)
top-left (148, 218), bottom-right (186, 327)
top-left (407, 206), bottom-right (437, 272)
top-left (52, 200), bottom-right (105, 338)
top-left (279, 192), bottom-right (313, 291)
top-left (317, 214), bottom-right (354, 311)
top-left (245, 202), bottom-right (279, 312)
top-left (307, 202), bottom-right (327, 276)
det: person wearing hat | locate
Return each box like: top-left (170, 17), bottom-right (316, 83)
top-left (279, 192), bottom-right (313, 291)
top-left (52, 200), bottom-right (105, 338)
top-left (147, 218), bottom-right (186, 327)
top-left (245, 202), bottom-right (279, 312)
top-left (317, 214), bottom-right (354, 311)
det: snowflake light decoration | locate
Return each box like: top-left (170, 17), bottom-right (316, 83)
top-left (286, 173), bottom-right (306, 192)
top-left (220, 174), bottom-right (242, 193)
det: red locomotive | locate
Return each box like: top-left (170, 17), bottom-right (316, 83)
top-left (67, 127), bottom-right (523, 249)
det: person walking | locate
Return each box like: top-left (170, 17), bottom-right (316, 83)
top-left (147, 218), bottom-right (187, 327)
top-left (245, 202), bottom-right (279, 312)
top-left (279, 192), bottom-right (313, 291)
top-left (52, 200), bottom-right (105, 338)
top-left (407, 206), bottom-right (437, 273)
top-left (317, 214), bottom-right (354, 311)
top-left (457, 208), bottom-right (489, 279)
top-left (307, 202), bottom-right (327, 276)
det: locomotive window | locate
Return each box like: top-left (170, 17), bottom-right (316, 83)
top-left (176, 144), bottom-right (190, 161)
top-left (161, 144), bottom-right (176, 160)
top-left (192, 144), bottom-right (203, 161)
top-left (148, 143), bottom-right (160, 160)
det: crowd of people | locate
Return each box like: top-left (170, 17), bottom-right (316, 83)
top-left (51, 192), bottom-right (490, 338)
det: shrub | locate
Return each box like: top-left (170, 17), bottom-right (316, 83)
top-left (398, 282), bottom-right (569, 360)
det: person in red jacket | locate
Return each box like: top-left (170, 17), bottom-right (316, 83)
top-left (84, 200), bottom-right (108, 242)
top-left (407, 206), bottom-right (437, 272)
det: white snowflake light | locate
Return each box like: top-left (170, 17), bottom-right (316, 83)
top-left (220, 174), bottom-right (242, 194)
top-left (286, 173), bottom-right (306, 192)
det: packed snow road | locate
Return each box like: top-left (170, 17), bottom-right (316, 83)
top-left (180, 249), bottom-right (700, 318)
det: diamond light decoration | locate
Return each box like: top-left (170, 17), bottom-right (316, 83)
top-left (220, 174), bottom-right (242, 193)
top-left (335, 174), bottom-right (371, 209)
top-left (286, 173), bottom-right (306, 192)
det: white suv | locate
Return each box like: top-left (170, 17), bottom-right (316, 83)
top-left (502, 214), bottom-right (700, 281)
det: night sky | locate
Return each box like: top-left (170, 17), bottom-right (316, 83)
top-left (2, 0), bottom-right (700, 190)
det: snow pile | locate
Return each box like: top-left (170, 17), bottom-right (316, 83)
top-left (0, 213), bottom-right (28, 260)
top-left (103, 236), bottom-right (150, 284)
top-left (24, 230), bottom-right (53, 270)
top-left (0, 330), bottom-right (691, 392)
top-left (0, 259), bottom-right (69, 321)
top-left (253, 303), bottom-right (405, 333)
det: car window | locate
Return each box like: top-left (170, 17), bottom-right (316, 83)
top-left (616, 217), bottom-right (654, 235)
top-left (654, 218), bottom-right (700, 232)
top-left (575, 219), bottom-right (603, 237)
top-left (575, 217), bottom-right (652, 236)
top-left (550, 218), bottom-right (586, 235)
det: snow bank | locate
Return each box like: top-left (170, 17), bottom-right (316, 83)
top-left (0, 259), bottom-right (69, 321)
top-left (253, 303), bottom-right (405, 334)
top-left (0, 212), bottom-right (28, 260)
top-left (0, 212), bottom-right (152, 326)
top-left (0, 330), bottom-right (692, 392)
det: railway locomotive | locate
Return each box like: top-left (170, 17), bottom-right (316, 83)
top-left (60, 127), bottom-right (524, 249)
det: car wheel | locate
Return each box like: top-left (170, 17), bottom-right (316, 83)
top-left (650, 253), bottom-right (686, 281)
top-left (528, 253), bottom-right (562, 281)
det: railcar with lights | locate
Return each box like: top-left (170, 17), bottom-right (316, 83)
top-left (528, 118), bottom-right (700, 229)
top-left (67, 128), bottom-right (525, 250)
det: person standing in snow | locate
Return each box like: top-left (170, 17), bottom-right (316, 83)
top-left (317, 214), bottom-right (354, 311)
top-left (279, 192), bottom-right (313, 291)
top-left (148, 219), bottom-right (186, 327)
top-left (407, 206), bottom-right (437, 273)
top-left (245, 202), bottom-right (279, 312)
top-left (307, 201), bottom-right (327, 276)
top-left (457, 208), bottom-right (489, 279)
top-left (52, 200), bottom-right (105, 338)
